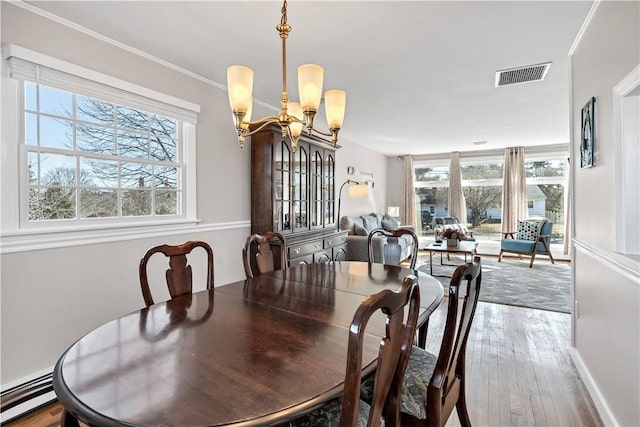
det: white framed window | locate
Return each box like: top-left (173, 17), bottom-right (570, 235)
top-left (1, 45), bottom-right (200, 251)
top-left (23, 81), bottom-right (184, 224)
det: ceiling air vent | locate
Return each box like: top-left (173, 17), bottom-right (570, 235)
top-left (495, 62), bottom-right (552, 87)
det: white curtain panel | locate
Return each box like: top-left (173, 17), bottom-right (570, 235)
top-left (402, 156), bottom-right (416, 226)
top-left (448, 152), bottom-right (468, 223)
top-left (501, 147), bottom-right (527, 233)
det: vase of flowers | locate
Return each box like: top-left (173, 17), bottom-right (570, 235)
top-left (439, 227), bottom-right (466, 246)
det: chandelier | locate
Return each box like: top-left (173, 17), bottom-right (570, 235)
top-left (226, 0), bottom-right (346, 151)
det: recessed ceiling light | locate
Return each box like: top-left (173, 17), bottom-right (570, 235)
top-left (473, 140), bottom-right (487, 145)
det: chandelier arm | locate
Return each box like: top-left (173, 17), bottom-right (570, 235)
top-left (243, 117), bottom-right (282, 136)
top-left (308, 127), bottom-right (333, 137)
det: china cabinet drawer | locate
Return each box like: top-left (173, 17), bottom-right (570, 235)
top-left (324, 232), bottom-right (348, 248)
top-left (289, 241), bottom-right (322, 258)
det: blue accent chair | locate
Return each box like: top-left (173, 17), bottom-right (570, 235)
top-left (498, 220), bottom-right (556, 268)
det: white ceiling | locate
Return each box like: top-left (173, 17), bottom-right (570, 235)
top-left (23, 0), bottom-right (593, 156)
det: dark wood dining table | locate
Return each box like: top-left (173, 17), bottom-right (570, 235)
top-left (53, 261), bottom-right (443, 427)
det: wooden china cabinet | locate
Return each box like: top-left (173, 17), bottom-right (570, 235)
top-left (250, 126), bottom-right (348, 265)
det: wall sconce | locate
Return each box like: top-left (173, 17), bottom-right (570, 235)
top-left (337, 179), bottom-right (375, 230)
top-left (346, 166), bottom-right (374, 179)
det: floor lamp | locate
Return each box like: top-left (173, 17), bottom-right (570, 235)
top-left (336, 179), bottom-right (374, 230)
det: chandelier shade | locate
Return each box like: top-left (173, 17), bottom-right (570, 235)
top-left (298, 64), bottom-right (324, 112)
top-left (226, 0), bottom-right (346, 151)
top-left (325, 90), bottom-right (346, 130)
top-left (287, 102), bottom-right (303, 141)
top-left (227, 66), bottom-right (253, 112)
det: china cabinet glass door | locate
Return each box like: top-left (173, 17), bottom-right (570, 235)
top-left (311, 150), bottom-right (323, 228)
top-left (324, 152), bottom-right (335, 226)
top-left (292, 144), bottom-right (308, 232)
top-left (274, 140), bottom-right (291, 232)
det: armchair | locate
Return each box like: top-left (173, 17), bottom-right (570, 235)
top-left (498, 219), bottom-right (555, 268)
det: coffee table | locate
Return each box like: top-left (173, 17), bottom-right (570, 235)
top-left (424, 240), bottom-right (478, 276)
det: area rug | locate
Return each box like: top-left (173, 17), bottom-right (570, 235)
top-left (416, 254), bottom-right (571, 313)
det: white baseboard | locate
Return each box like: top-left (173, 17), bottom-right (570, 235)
top-left (569, 347), bottom-right (618, 426)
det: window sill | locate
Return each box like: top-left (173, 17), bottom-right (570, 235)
top-left (0, 219), bottom-right (203, 254)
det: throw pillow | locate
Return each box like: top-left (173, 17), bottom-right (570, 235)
top-left (354, 223), bottom-right (368, 236)
top-left (361, 215), bottom-right (378, 233)
top-left (381, 214), bottom-right (400, 230)
top-left (516, 220), bottom-right (538, 241)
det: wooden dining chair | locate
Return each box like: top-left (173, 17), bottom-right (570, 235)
top-left (288, 275), bottom-right (420, 427)
top-left (367, 228), bottom-right (419, 270)
top-left (397, 256), bottom-right (482, 427)
top-left (242, 232), bottom-right (287, 278)
top-left (139, 241), bottom-right (214, 307)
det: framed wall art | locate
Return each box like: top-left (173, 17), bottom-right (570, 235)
top-left (580, 96), bottom-right (595, 168)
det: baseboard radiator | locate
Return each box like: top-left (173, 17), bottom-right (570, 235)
top-left (0, 373), bottom-right (55, 422)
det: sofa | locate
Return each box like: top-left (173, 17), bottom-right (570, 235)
top-left (339, 212), bottom-right (416, 263)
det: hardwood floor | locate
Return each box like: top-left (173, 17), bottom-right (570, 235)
top-left (4, 301), bottom-right (602, 427)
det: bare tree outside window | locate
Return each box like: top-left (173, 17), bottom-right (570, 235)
top-left (26, 82), bottom-right (181, 221)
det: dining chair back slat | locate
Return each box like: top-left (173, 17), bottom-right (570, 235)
top-left (341, 275), bottom-right (420, 427)
top-left (242, 232), bottom-right (287, 278)
top-left (139, 241), bottom-right (214, 307)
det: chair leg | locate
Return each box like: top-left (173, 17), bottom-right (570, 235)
top-left (529, 251), bottom-right (537, 268)
top-left (417, 319), bottom-right (429, 349)
top-left (541, 238), bottom-right (555, 264)
top-left (456, 356), bottom-right (472, 427)
top-left (498, 249), bottom-right (503, 262)
top-left (456, 387), bottom-right (472, 427)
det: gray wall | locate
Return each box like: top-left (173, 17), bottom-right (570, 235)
top-left (570, 2), bottom-right (639, 425)
top-left (0, 3), bottom-right (387, 386)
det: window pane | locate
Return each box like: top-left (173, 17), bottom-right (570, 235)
top-left (80, 158), bottom-right (119, 187)
top-left (463, 185), bottom-right (503, 227)
top-left (29, 187), bottom-right (76, 220)
top-left (525, 160), bottom-right (565, 177)
top-left (25, 82), bottom-right (37, 111)
top-left (40, 116), bottom-right (72, 149)
top-left (25, 112), bottom-right (38, 146)
top-left (28, 152), bottom-right (38, 184)
top-left (77, 123), bottom-right (116, 155)
top-left (529, 184), bottom-right (565, 242)
top-left (415, 166), bottom-right (449, 182)
top-left (150, 114), bottom-right (176, 138)
top-left (117, 130), bottom-right (148, 159)
top-left (122, 189), bottom-right (151, 216)
top-left (121, 162), bottom-right (152, 188)
top-left (154, 166), bottom-right (177, 189)
top-left (77, 95), bottom-right (114, 126)
top-left (150, 137), bottom-right (176, 162)
top-left (80, 189), bottom-right (117, 218)
top-left (117, 106), bottom-right (148, 131)
top-left (415, 187), bottom-right (449, 236)
top-left (461, 164), bottom-right (503, 180)
top-left (40, 154), bottom-right (76, 185)
top-left (40, 85), bottom-right (72, 118)
top-left (155, 191), bottom-right (178, 215)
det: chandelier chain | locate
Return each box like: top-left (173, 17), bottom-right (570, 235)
top-left (281, 0), bottom-right (287, 25)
